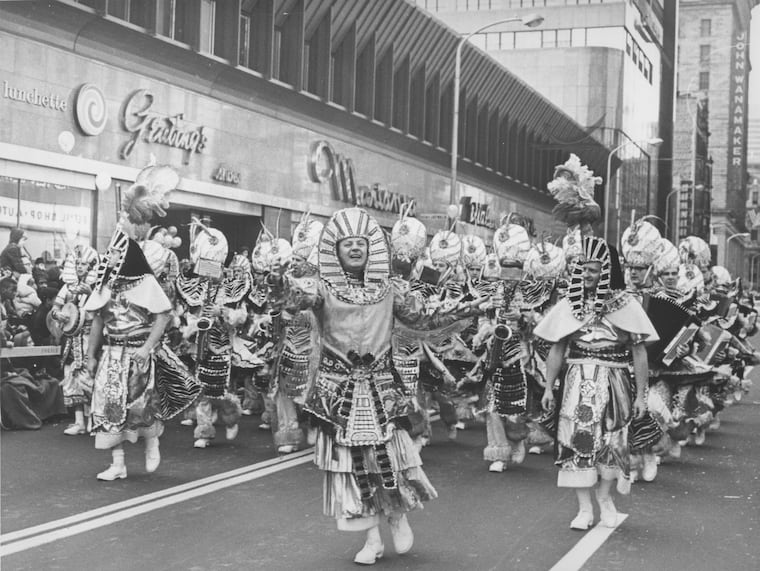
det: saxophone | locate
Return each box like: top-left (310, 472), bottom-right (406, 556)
top-left (487, 280), bottom-right (518, 372)
top-left (195, 280), bottom-right (218, 363)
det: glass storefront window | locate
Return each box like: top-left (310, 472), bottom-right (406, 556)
top-left (0, 176), bottom-right (94, 266)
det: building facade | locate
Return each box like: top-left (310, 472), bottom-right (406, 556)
top-left (421, 0), bottom-right (673, 248)
top-left (0, 0), bottom-right (611, 265)
top-left (676, 0), bottom-right (760, 280)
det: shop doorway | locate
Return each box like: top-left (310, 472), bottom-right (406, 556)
top-left (160, 207), bottom-right (261, 265)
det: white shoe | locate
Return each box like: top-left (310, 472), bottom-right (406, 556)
top-left (241, 409), bottom-right (253, 416)
top-left (145, 446), bottom-right (161, 473)
top-left (596, 493), bottom-right (618, 527)
top-left (97, 464), bottom-right (127, 481)
top-left (630, 469), bottom-right (638, 484)
top-left (258, 422), bottom-right (271, 430)
top-left (709, 417), bottom-right (721, 431)
top-left (641, 454), bottom-right (658, 482)
top-left (354, 540), bottom-right (384, 565)
top-left (63, 424), bottom-right (86, 436)
top-left (693, 428), bottom-right (706, 446)
top-left (510, 441), bottom-right (526, 464)
top-left (488, 461), bottom-right (506, 473)
top-left (570, 510), bottom-right (594, 530)
top-left (388, 514), bottom-right (414, 555)
top-left (180, 419), bottom-right (194, 426)
top-left (447, 426), bottom-right (458, 440)
top-left (277, 444), bottom-right (296, 454)
top-left (528, 446), bottom-right (543, 455)
top-left (454, 421), bottom-right (466, 430)
top-left (668, 443), bottom-right (682, 459)
top-left (734, 391), bottom-right (743, 402)
top-left (193, 438), bottom-right (210, 448)
top-left (226, 424), bottom-right (239, 440)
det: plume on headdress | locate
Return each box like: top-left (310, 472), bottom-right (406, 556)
top-left (547, 154), bottom-right (602, 228)
top-left (120, 165), bottom-right (180, 227)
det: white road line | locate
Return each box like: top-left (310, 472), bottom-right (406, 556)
top-left (0, 449), bottom-right (313, 549)
top-left (548, 513), bottom-right (629, 571)
top-left (0, 453), bottom-right (313, 557)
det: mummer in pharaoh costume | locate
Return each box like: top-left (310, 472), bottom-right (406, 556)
top-left (536, 155), bottom-right (657, 530)
top-left (84, 165), bottom-right (200, 480)
top-left (479, 216), bottom-right (532, 473)
top-left (536, 236), bottom-right (657, 529)
top-left (176, 218), bottom-right (245, 449)
top-left (53, 244), bottom-right (99, 435)
top-left (269, 213), bottom-right (321, 454)
top-left (269, 207), bottom-right (483, 565)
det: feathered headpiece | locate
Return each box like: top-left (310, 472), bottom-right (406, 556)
top-left (390, 202), bottom-right (427, 263)
top-left (678, 236), bottom-right (711, 270)
top-left (251, 223), bottom-right (292, 272)
top-left (547, 154), bottom-right (602, 231)
top-left (460, 235), bottom-right (487, 270)
top-left (292, 212), bottom-right (324, 266)
top-left (190, 217), bottom-right (229, 266)
top-left (119, 165), bottom-right (179, 234)
top-left (493, 214), bottom-right (531, 268)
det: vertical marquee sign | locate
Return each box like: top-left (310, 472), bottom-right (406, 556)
top-left (728, 30), bottom-right (749, 196)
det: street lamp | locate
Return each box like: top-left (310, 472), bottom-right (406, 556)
top-left (726, 231), bottom-right (749, 245)
top-left (604, 137), bottom-right (663, 243)
top-left (664, 187), bottom-right (680, 242)
top-left (449, 13), bottom-right (544, 215)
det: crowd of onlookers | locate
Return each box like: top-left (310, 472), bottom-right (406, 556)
top-left (0, 228), bottom-right (67, 350)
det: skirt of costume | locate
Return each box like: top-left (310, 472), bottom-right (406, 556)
top-left (315, 429), bottom-right (437, 527)
top-left (91, 341), bottom-right (200, 448)
top-left (555, 359), bottom-right (633, 494)
top-left (60, 332), bottom-right (93, 408)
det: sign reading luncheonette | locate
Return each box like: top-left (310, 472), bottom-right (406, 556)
top-left (3, 80), bottom-right (68, 111)
top-left (120, 89), bottom-right (207, 163)
top-left (307, 140), bottom-right (416, 216)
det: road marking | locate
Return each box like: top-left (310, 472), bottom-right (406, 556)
top-left (0, 450), bottom-right (313, 555)
top-left (548, 514), bottom-right (629, 571)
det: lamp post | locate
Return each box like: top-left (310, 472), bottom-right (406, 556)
top-left (604, 137), bottom-right (663, 243)
top-left (449, 13), bottom-right (544, 216)
top-left (664, 187), bottom-right (680, 242)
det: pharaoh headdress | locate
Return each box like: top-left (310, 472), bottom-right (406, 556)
top-left (566, 236), bottom-right (615, 319)
top-left (319, 207), bottom-right (390, 304)
top-left (60, 244), bottom-right (100, 286)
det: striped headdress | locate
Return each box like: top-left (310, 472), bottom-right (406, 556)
top-left (319, 207), bottom-right (390, 304)
top-left (566, 235), bottom-right (612, 318)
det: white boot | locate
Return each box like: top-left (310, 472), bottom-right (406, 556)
top-left (225, 424), bottom-right (239, 440)
top-left (488, 460), bottom-right (506, 473)
top-left (641, 453), bottom-right (658, 482)
top-left (353, 526), bottom-right (384, 565)
top-left (388, 513), bottom-right (414, 555)
top-left (145, 437), bottom-right (161, 473)
top-left (97, 448), bottom-right (127, 481)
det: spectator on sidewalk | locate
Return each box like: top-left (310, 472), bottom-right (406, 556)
top-left (0, 228), bottom-right (29, 276)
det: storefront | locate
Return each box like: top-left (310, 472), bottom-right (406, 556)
top-left (1, 29), bottom-right (558, 266)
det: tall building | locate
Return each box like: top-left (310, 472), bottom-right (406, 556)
top-left (676, 0), bottom-right (760, 280)
top-left (0, 0), bottom-right (611, 259)
top-left (421, 0), bottom-right (674, 247)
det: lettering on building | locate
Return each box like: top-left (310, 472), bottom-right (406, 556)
top-left (307, 140), bottom-right (415, 215)
top-left (213, 165), bottom-right (241, 185)
top-left (120, 89), bottom-right (207, 163)
top-left (459, 196), bottom-right (497, 229)
top-left (728, 31), bottom-right (748, 188)
top-left (3, 80), bottom-right (68, 111)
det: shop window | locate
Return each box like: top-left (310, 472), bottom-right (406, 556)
top-left (239, 14), bottom-right (251, 67)
top-left (700, 19), bottom-right (711, 37)
top-left (625, 30), bottom-right (632, 55)
top-left (698, 71), bottom-right (710, 91)
top-left (0, 177), bottom-right (95, 264)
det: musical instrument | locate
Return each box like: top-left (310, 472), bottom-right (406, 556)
top-left (695, 323), bottom-right (732, 365)
top-left (487, 280), bottom-right (518, 372)
top-left (52, 302), bottom-right (86, 337)
top-left (195, 282), bottom-right (218, 363)
top-left (641, 295), bottom-right (698, 366)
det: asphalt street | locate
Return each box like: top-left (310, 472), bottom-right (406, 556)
top-left (1, 366), bottom-right (759, 571)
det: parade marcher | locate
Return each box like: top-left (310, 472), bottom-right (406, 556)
top-left (619, 218), bottom-right (667, 482)
top-left (537, 235), bottom-right (658, 529)
top-left (85, 165), bottom-right (200, 480)
top-left (269, 207), bottom-right (483, 565)
top-left (417, 229), bottom-right (465, 440)
top-left (479, 217), bottom-right (532, 473)
top-left (520, 239), bottom-right (566, 455)
top-left (176, 218), bottom-right (245, 449)
top-left (52, 244), bottom-right (99, 435)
